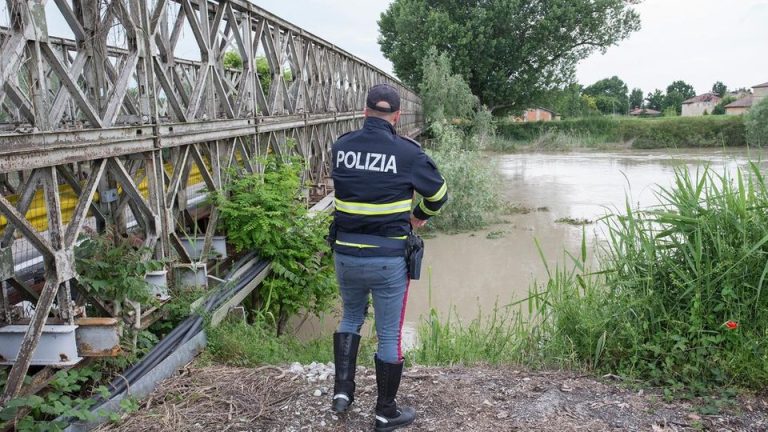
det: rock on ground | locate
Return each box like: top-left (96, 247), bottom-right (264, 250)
top-left (98, 364), bottom-right (767, 432)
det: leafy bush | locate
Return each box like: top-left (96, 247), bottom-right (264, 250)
top-left (745, 97), bottom-right (768, 146)
top-left (496, 116), bottom-right (747, 149)
top-left (426, 125), bottom-right (502, 232)
top-left (75, 228), bottom-right (164, 305)
top-left (212, 155), bottom-right (336, 335)
top-left (222, 51), bottom-right (243, 70)
top-left (0, 368), bottom-right (129, 431)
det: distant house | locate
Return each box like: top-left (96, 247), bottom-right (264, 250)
top-left (629, 107), bottom-right (661, 117)
top-left (725, 95), bottom-right (753, 115)
top-left (681, 93), bottom-right (721, 116)
top-left (514, 107), bottom-right (559, 122)
top-left (726, 82), bottom-right (768, 115)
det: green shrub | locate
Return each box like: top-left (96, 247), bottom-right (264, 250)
top-left (0, 368), bottom-right (123, 431)
top-left (420, 47), bottom-right (478, 124)
top-left (222, 51), bottom-right (243, 70)
top-left (213, 155), bottom-right (337, 335)
top-left (495, 116), bottom-right (747, 149)
top-left (745, 97), bottom-right (768, 146)
top-left (75, 228), bottom-right (164, 305)
top-left (426, 125), bottom-right (502, 232)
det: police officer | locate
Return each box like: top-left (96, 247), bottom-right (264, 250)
top-left (329, 84), bottom-right (448, 431)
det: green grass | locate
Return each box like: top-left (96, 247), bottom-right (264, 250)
top-left (203, 320), bottom-right (379, 367)
top-left (409, 305), bottom-right (530, 366)
top-left (494, 115), bottom-right (747, 150)
top-left (410, 163), bottom-right (768, 392)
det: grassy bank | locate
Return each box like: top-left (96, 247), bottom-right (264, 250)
top-left (413, 163), bottom-right (768, 393)
top-left (495, 116), bottom-right (747, 150)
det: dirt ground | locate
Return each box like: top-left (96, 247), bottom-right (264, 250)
top-left (100, 363), bottom-right (767, 432)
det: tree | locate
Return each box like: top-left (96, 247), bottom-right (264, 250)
top-left (712, 81), bottom-right (727, 97)
top-left (419, 47), bottom-right (478, 124)
top-left (583, 76), bottom-right (629, 115)
top-left (255, 56), bottom-right (272, 95)
top-left (629, 88), bottom-right (644, 109)
top-left (222, 51), bottom-right (243, 70)
top-left (378, 0), bottom-right (641, 113)
top-left (745, 97), bottom-right (768, 146)
top-left (646, 89), bottom-right (665, 111)
top-left (712, 95), bottom-right (736, 115)
top-left (663, 80), bottom-right (696, 115)
top-left (663, 92), bottom-right (685, 115)
top-left (667, 80), bottom-right (696, 99)
top-left (539, 83), bottom-right (598, 118)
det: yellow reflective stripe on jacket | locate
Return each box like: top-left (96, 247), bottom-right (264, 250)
top-left (335, 240), bottom-right (379, 248)
top-left (419, 200), bottom-right (440, 216)
top-left (425, 181), bottom-right (448, 202)
top-left (335, 198), bottom-right (412, 215)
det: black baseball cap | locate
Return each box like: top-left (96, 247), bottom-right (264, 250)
top-left (366, 84), bottom-right (401, 113)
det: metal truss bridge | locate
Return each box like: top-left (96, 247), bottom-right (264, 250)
top-left (0, 0), bottom-right (422, 403)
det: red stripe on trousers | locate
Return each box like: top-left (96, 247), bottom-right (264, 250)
top-left (397, 278), bottom-right (411, 362)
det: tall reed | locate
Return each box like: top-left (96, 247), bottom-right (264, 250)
top-left (414, 163), bottom-right (768, 390)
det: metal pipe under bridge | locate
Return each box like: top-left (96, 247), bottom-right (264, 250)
top-left (0, 0), bottom-right (423, 403)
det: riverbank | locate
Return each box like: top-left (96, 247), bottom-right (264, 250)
top-left (98, 362), bottom-right (767, 431)
top-left (494, 116), bottom-right (747, 151)
top-left (95, 150), bottom-right (768, 431)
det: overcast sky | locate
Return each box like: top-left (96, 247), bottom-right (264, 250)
top-left (253, 0), bottom-right (768, 96)
top-left (39, 0), bottom-right (768, 96)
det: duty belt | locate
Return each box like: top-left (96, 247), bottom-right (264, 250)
top-left (335, 231), bottom-right (407, 250)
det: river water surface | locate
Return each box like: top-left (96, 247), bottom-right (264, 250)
top-left (296, 148), bottom-right (768, 344)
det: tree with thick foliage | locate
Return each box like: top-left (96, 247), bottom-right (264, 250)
top-left (663, 80), bottom-right (696, 115)
top-left (583, 76), bottom-right (629, 115)
top-left (712, 81), bottom-right (728, 97)
top-left (629, 88), bottom-right (644, 109)
top-left (539, 83), bottom-right (600, 118)
top-left (646, 89), bottom-right (664, 111)
top-left (378, 0), bottom-right (641, 113)
top-left (666, 80), bottom-right (696, 100)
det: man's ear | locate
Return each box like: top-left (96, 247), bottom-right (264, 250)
top-left (364, 108), bottom-right (370, 118)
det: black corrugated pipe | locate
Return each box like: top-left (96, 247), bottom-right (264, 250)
top-left (92, 255), bottom-right (266, 406)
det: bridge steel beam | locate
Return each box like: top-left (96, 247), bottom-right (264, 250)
top-left (0, 0), bottom-right (422, 403)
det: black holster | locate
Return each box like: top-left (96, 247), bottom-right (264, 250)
top-left (327, 219), bottom-right (338, 248)
top-left (406, 232), bottom-right (424, 280)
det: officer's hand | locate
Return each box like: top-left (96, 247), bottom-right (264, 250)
top-left (410, 214), bottom-right (427, 229)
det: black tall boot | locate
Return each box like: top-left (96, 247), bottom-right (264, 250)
top-left (374, 355), bottom-right (416, 432)
top-left (331, 332), bottom-right (361, 413)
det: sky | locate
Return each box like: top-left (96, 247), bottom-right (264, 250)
top-left (37, 0), bottom-right (768, 96)
top-left (252, 0), bottom-right (768, 96)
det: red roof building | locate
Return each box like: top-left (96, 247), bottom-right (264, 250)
top-left (681, 93), bottom-right (721, 116)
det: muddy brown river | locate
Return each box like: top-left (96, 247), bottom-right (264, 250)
top-left (296, 148), bottom-right (768, 344)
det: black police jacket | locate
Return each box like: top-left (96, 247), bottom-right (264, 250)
top-left (331, 117), bottom-right (448, 256)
